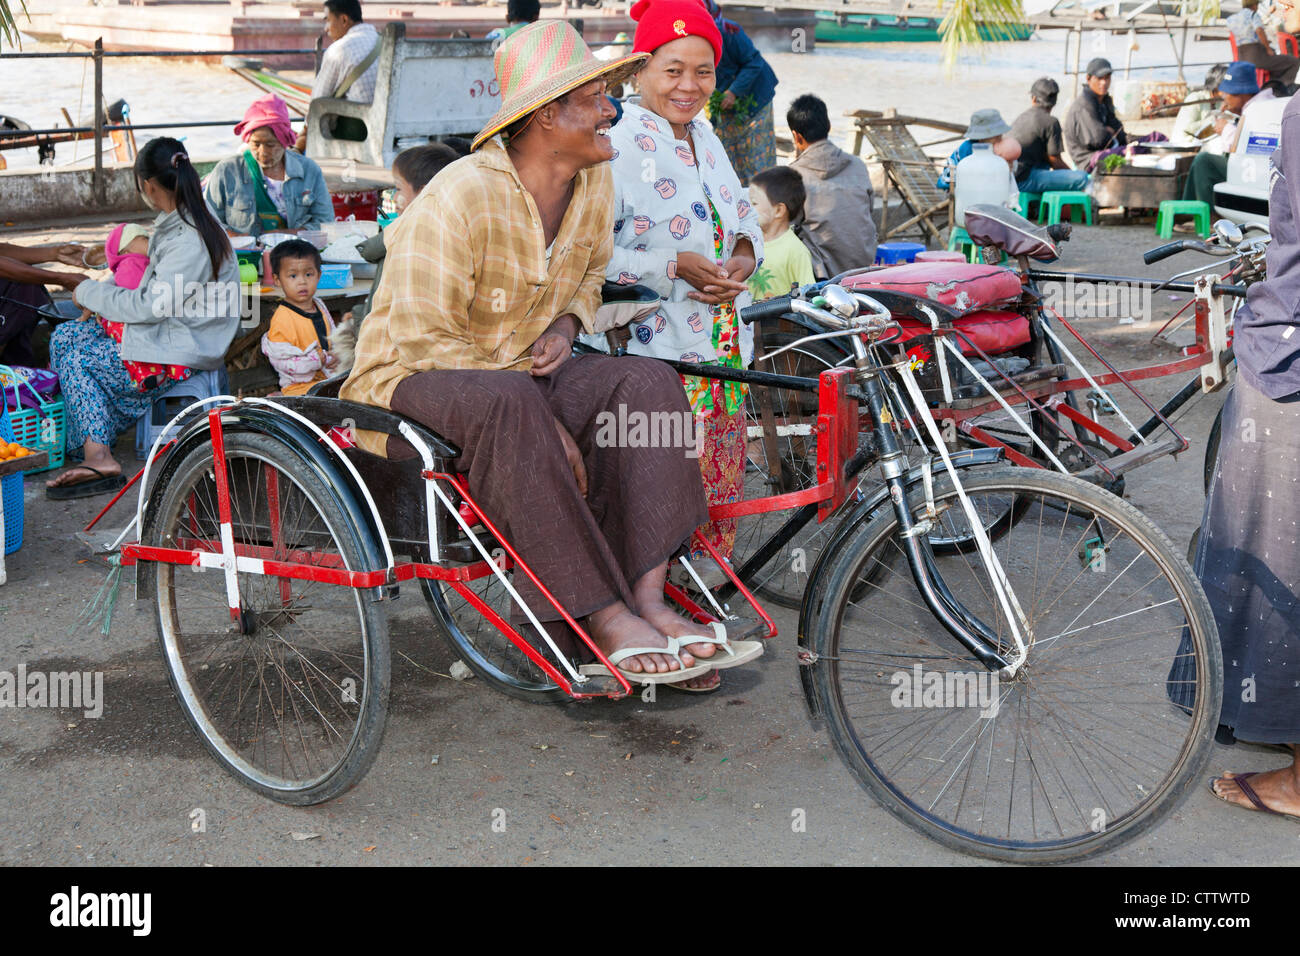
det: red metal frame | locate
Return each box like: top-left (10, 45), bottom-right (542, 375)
top-left (118, 378), bottom-right (869, 702)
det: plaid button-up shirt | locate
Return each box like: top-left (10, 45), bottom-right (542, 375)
top-left (312, 22), bottom-right (381, 103)
top-left (340, 137), bottom-right (614, 410)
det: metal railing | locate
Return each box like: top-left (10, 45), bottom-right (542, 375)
top-left (0, 41), bottom-right (322, 202)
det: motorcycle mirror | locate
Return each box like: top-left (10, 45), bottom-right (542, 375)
top-left (1212, 219), bottom-right (1243, 246)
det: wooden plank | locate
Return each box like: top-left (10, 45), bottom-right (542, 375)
top-left (0, 449), bottom-right (50, 477)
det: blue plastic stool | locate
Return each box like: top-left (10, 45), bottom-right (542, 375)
top-left (874, 241), bottom-right (926, 265)
top-left (135, 367), bottom-right (230, 460)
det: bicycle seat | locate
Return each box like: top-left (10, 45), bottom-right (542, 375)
top-left (843, 262), bottom-right (1023, 315)
top-left (963, 204), bottom-right (1064, 263)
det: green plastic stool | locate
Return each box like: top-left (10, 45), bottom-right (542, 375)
top-left (1155, 200), bottom-right (1212, 239)
top-left (948, 226), bottom-right (1007, 265)
top-left (947, 226), bottom-right (980, 263)
top-left (1037, 190), bottom-right (1092, 226)
top-left (1018, 191), bottom-right (1043, 220)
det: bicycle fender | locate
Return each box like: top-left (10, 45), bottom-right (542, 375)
top-left (794, 445), bottom-right (1004, 721)
top-left (135, 404), bottom-right (389, 599)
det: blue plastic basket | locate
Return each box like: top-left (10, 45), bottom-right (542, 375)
top-left (0, 401), bottom-right (23, 555)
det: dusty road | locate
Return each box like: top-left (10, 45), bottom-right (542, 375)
top-left (1, 222), bottom-right (1297, 867)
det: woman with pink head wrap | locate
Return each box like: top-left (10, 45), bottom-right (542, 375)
top-left (202, 95), bottom-right (335, 237)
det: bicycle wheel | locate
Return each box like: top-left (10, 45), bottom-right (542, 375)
top-left (808, 467), bottom-right (1221, 862)
top-left (142, 432), bottom-right (391, 805)
top-left (422, 561), bottom-right (566, 704)
top-left (1203, 403), bottom-right (1223, 495)
top-left (735, 329), bottom-right (860, 607)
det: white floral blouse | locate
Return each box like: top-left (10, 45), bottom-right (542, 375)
top-left (606, 101), bottom-right (765, 413)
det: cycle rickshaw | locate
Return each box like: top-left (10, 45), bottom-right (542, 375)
top-left (104, 205), bottom-right (1222, 863)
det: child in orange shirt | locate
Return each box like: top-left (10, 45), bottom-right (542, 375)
top-left (261, 239), bottom-right (336, 396)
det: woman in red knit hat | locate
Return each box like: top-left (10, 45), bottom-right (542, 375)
top-left (605, 0), bottom-right (767, 691)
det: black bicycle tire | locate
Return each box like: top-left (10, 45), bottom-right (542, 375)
top-left (421, 575), bottom-right (567, 704)
top-left (143, 431), bottom-right (391, 805)
top-left (809, 467), bottom-right (1222, 863)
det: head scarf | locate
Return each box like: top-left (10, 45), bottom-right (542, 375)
top-left (233, 94), bottom-right (297, 150)
top-left (631, 0), bottom-right (723, 66)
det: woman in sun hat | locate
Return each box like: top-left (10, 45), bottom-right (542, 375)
top-left (342, 21), bottom-right (765, 687)
top-left (603, 0), bottom-right (765, 650)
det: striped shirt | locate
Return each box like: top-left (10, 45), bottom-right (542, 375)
top-left (340, 136), bottom-right (614, 410)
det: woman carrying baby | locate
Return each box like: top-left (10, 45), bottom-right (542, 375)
top-left (45, 137), bottom-right (240, 499)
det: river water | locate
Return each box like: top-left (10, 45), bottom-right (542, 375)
top-left (1, 27), bottom-right (1231, 171)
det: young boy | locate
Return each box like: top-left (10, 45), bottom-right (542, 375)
top-left (261, 238), bottom-right (336, 396)
top-left (746, 165), bottom-right (815, 301)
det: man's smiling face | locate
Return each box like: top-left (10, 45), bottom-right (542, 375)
top-left (546, 78), bottom-right (618, 166)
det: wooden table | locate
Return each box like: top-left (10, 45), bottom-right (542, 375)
top-left (0, 448), bottom-right (49, 586)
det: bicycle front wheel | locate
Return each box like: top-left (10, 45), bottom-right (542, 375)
top-left (143, 432), bottom-right (391, 805)
top-left (808, 467), bottom-right (1221, 863)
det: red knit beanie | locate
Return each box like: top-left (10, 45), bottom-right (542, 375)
top-left (630, 0), bottom-right (723, 67)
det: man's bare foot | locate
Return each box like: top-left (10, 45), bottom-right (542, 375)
top-left (1210, 765), bottom-right (1300, 818)
top-left (45, 460), bottom-right (122, 490)
top-left (632, 563), bottom-right (720, 661)
top-left (675, 669), bottom-right (720, 692)
top-left (585, 601), bottom-right (693, 674)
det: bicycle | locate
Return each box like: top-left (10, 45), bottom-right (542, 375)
top-left (104, 272), bottom-right (1224, 862)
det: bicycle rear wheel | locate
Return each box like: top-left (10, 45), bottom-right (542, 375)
top-left (142, 432), bottom-right (390, 805)
top-left (808, 467), bottom-right (1221, 862)
top-left (422, 562), bottom-right (566, 704)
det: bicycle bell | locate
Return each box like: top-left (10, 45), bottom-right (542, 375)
top-left (816, 284), bottom-right (859, 320)
top-left (1212, 219), bottom-right (1243, 246)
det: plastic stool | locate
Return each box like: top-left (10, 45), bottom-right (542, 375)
top-left (874, 241), bottom-right (927, 265)
top-left (947, 227), bottom-right (1007, 265)
top-left (1280, 31), bottom-right (1299, 57)
top-left (1037, 191), bottom-right (1092, 226)
top-left (1018, 191), bottom-right (1043, 220)
top-left (135, 367), bottom-right (230, 460)
top-left (915, 250), bottom-right (967, 263)
top-left (1155, 199), bottom-right (1212, 239)
top-left (947, 226), bottom-right (979, 264)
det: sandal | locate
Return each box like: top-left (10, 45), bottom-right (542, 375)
top-left (46, 465), bottom-right (127, 500)
top-left (663, 670), bottom-right (722, 694)
top-left (579, 623), bottom-right (763, 685)
top-left (1208, 772), bottom-right (1300, 823)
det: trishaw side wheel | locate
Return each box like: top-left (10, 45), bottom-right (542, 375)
top-left (142, 432), bottom-right (391, 805)
top-left (421, 573), bottom-right (566, 704)
top-left (808, 467), bottom-right (1221, 862)
top-left (1203, 403), bottom-right (1224, 495)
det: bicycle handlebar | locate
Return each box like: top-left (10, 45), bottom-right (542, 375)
top-left (739, 295), bottom-right (794, 325)
top-left (1143, 238), bottom-right (1243, 265)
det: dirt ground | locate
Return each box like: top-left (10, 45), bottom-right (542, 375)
top-left (1, 219), bottom-right (1296, 868)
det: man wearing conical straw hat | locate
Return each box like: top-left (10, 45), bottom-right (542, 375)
top-left (343, 21), bottom-right (763, 686)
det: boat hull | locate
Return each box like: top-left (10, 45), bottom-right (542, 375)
top-left (814, 13), bottom-right (1034, 43)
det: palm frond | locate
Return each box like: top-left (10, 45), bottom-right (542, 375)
top-left (938, 0), bottom-right (1028, 71)
top-left (1, 0), bottom-right (30, 51)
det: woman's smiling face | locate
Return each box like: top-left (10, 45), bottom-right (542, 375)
top-left (636, 36), bottom-right (716, 136)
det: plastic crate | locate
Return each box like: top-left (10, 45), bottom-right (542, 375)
top-left (0, 402), bottom-right (22, 555)
top-left (0, 364), bottom-right (67, 473)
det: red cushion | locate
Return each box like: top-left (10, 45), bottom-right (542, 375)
top-left (845, 263), bottom-right (1022, 314)
top-left (895, 310), bottom-right (1031, 357)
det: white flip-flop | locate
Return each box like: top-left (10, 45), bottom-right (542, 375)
top-left (579, 622), bottom-right (763, 685)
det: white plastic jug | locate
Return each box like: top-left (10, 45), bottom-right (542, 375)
top-left (953, 143), bottom-right (1017, 228)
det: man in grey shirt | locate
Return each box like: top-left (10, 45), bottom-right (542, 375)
top-left (786, 94), bottom-right (877, 278)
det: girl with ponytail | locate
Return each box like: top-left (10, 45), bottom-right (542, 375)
top-left (45, 137), bottom-right (241, 499)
